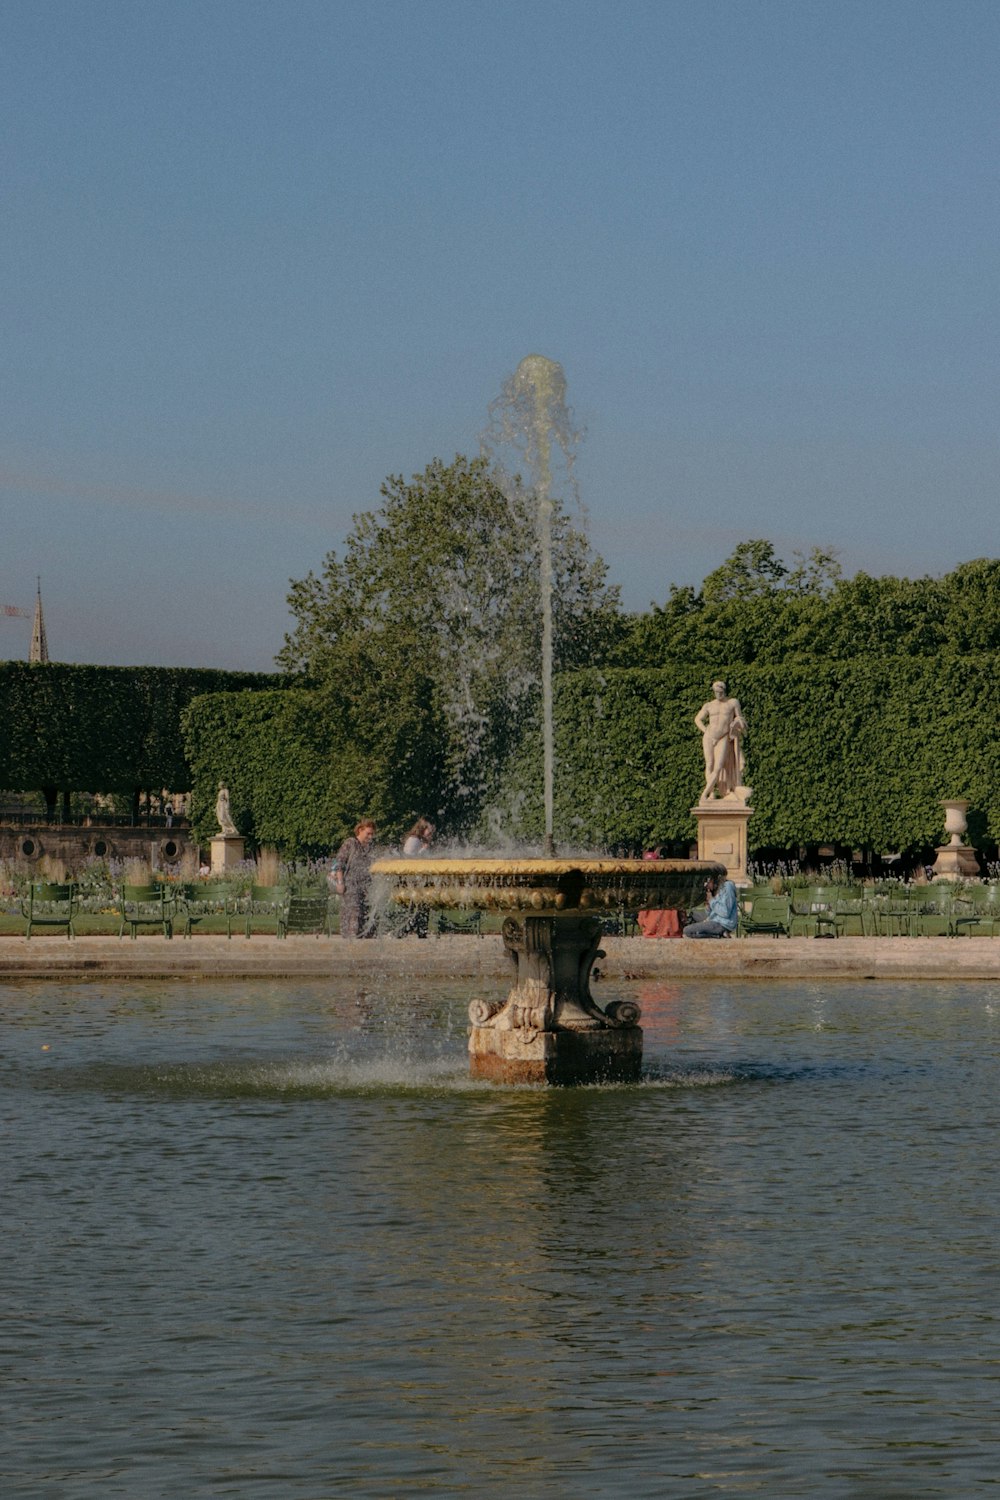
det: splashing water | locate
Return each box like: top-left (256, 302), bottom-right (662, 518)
top-left (484, 355), bottom-right (581, 852)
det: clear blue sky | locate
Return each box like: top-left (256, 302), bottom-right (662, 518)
top-left (2, 0), bottom-right (998, 668)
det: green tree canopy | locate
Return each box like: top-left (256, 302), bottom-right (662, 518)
top-left (279, 454), bottom-right (623, 829)
top-left (627, 541), bottom-right (1000, 670)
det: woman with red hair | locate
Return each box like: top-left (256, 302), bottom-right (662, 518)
top-left (332, 819), bottom-right (377, 938)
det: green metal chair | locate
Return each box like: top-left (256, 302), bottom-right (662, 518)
top-left (175, 883), bottom-right (241, 938)
top-left (977, 883), bottom-right (1000, 936)
top-left (280, 894), bottom-right (332, 938)
top-left (21, 882), bottom-right (76, 939)
top-left (910, 887), bottom-right (954, 938)
top-left (872, 891), bottom-right (912, 937)
top-left (738, 887), bottom-right (781, 935)
top-left (951, 884), bottom-right (1000, 937)
top-left (740, 893), bottom-right (791, 937)
top-left (790, 886), bottom-right (841, 938)
top-left (834, 887), bottom-right (868, 937)
top-left (598, 905), bottom-right (638, 937)
top-left (244, 883), bottom-right (290, 938)
top-left (118, 884), bottom-right (174, 939)
top-left (435, 911), bottom-right (484, 937)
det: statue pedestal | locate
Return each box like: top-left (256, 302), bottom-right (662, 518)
top-left (692, 791), bottom-right (753, 884)
top-left (932, 843), bottom-right (979, 881)
top-left (210, 835), bottom-right (245, 875)
top-left (933, 800), bottom-right (979, 881)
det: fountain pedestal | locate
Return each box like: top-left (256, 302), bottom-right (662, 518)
top-left (468, 914), bottom-right (642, 1085)
top-left (469, 1022), bottom-right (642, 1087)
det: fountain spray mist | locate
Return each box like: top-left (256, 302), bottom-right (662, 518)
top-left (484, 355), bottom-right (580, 853)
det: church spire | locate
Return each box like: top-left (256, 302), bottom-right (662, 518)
top-left (29, 578), bottom-right (49, 663)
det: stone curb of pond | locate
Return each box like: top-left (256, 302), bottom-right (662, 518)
top-left (2, 935), bottom-right (1000, 981)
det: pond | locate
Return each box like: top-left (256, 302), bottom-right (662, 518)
top-left (3, 976), bottom-right (999, 1496)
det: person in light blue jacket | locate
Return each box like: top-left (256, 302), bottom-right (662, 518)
top-left (684, 873), bottom-right (738, 939)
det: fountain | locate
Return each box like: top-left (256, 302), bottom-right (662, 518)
top-left (375, 356), bottom-right (723, 1083)
top-left (372, 855), bottom-right (723, 1083)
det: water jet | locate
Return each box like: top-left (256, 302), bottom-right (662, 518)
top-left (484, 353), bottom-right (578, 854)
top-left (385, 356), bottom-right (722, 1082)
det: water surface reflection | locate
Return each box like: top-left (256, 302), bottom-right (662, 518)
top-left (3, 977), bottom-right (999, 1496)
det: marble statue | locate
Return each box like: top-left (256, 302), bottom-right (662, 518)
top-left (215, 782), bottom-right (238, 837)
top-left (694, 681), bottom-right (747, 801)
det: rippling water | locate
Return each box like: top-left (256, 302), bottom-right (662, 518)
top-left (3, 975), bottom-right (999, 1496)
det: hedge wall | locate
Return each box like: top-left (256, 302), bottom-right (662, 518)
top-left (490, 658), bottom-right (1000, 855)
top-left (182, 678), bottom-right (447, 855)
top-left (0, 662), bottom-right (282, 793)
top-left (182, 689), bottom-right (343, 854)
top-left (177, 654), bottom-right (1000, 858)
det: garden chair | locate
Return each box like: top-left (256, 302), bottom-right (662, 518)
top-left (739, 893), bottom-right (791, 937)
top-left (862, 888), bottom-right (886, 935)
top-left (951, 884), bottom-right (1000, 937)
top-left (790, 886), bottom-right (841, 938)
top-left (244, 883), bottom-right (290, 938)
top-left (737, 888), bottom-right (777, 935)
top-left (118, 883), bottom-right (175, 939)
top-left (175, 883), bottom-right (241, 938)
top-left (598, 905), bottom-right (639, 937)
top-left (435, 911), bottom-right (484, 937)
top-left (910, 887), bottom-right (953, 938)
top-left (855, 889), bottom-right (876, 937)
top-left (976, 883), bottom-right (1000, 936)
top-left (872, 891), bottom-right (912, 937)
top-left (281, 894), bottom-right (332, 938)
top-left (833, 888), bottom-right (867, 937)
top-left (21, 882), bottom-right (76, 939)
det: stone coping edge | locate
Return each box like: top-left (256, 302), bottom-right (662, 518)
top-left (2, 935), bottom-right (1000, 982)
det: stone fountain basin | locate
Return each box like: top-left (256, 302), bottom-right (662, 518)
top-left (372, 857), bottom-right (726, 913)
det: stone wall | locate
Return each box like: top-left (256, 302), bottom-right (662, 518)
top-left (0, 823), bottom-right (197, 871)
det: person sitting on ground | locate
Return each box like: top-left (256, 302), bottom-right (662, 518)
top-left (683, 873), bottom-right (738, 939)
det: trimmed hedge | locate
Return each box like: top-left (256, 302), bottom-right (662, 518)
top-left (182, 672), bottom-right (449, 854)
top-left (0, 662), bottom-right (283, 793)
top-left (491, 659), bottom-right (1000, 855)
top-left (174, 654), bottom-right (1000, 858)
top-left (183, 689), bottom-right (341, 853)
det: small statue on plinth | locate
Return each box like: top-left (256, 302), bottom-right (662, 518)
top-left (210, 782), bottom-right (244, 874)
top-left (694, 680), bottom-right (747, 802)
top-left (215, 782), bottom-right (238, 837)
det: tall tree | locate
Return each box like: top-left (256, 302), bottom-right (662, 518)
top-left (280, 454), bottom-right (622, 830)
top-left (701, 539), bottom-right (789, 602)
